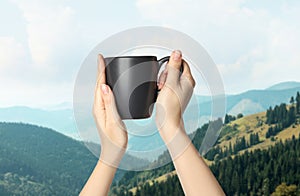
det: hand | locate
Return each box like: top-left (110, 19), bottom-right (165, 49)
top-left (155, 51), bottom-right (225, 195)
top-left (80, 54), bottom-right (128, 196)
top-left (93, 54), bottom-right (128, 166)
top-left (156, 50), bottom-right (195, 142)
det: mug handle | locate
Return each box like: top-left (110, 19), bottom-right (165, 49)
top-left (158, 56), bottom-right (184, 74)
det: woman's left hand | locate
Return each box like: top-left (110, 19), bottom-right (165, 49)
top-left (93, 54), bottom-right (128, 166)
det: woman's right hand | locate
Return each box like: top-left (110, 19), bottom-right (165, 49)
top-left (155, 50), bottom-right (195, 143)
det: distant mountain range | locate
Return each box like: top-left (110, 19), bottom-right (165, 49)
top-left (0, 106), bottom-right (78, 139)
top-left (266, 81), bottom-right (300, 91)
top-left (0, 81), bottom-right (299, 142)
top-left (198, 81), bottom-right (300, 116)
top-left (122, 82), bottom-right (300, 162)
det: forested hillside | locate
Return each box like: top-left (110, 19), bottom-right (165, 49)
top-left (0, 122), bottom-right (98, 195)
top-left (127, 136), bottom-right (300, 196)
top-left (111, 92), bottom-right (300, 195)
top-left (1, 92), bottom-right (299, 195)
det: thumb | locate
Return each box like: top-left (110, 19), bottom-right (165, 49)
top-left (165, 50), bottom-right (182, 85)
top-left (100, 84), bottom-right (122, 123)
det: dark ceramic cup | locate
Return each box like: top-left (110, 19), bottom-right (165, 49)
top-left (104, 56), bottom-right (170, 119)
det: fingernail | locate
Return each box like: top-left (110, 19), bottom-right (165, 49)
top-left (172, 50), bottom-right (182, 61)
top-left (101, 84), bottom-right (109, 94)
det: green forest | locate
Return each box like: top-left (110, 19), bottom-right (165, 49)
top-left (1, 92), bottom-right (300, 195)
top-left (116, 136), bottom-right (300, 196)
top-left (0, 122), bottom-right (98, 195)
top-left (110, 92), bottom-right (300, 195)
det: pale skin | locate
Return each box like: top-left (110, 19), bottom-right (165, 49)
top-left (80, 51), bottom-right (225, 196)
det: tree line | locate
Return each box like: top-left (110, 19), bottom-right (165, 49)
top-left (224, 113), bottom-right (244, 124)
top-left (124, 135), bottom-right (300, 196)
top-left (265, 92), bottom-right (300, 138)
top-left (205, 132), bottom-right (260, 161)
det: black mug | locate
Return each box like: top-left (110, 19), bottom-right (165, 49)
top-left (104, 56), bottom-right (171, 119)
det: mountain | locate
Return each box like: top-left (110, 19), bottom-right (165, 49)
top-left (1, 82), bottom-right (299, 141)
top-left (0, 122), bottom-right (98, 195)
top-left (0, 106), bottom-right (78, 139)
top-left (266, 81), bottom-right (300, 91)
top-left (228, 99), bottom-right (265, 115)
top-left (197, 86), bottom-right (300, 116)
top-left (0, 122), bottom-right (150, 195)
top-left (1, 82), bottom-right (299, 167)
top-left (111, 92), bottom-right (300, 195)
top-left (125, 83), bottom-right (300, 165)
top-left (42, 102), bottom-right (73, 110)
top-left (127, 136), bottom-right (300, 196)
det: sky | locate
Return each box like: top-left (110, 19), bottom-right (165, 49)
top-left (0, 0), bottom-right (300, 108)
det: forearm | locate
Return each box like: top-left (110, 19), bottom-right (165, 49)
top-left (80, 160), bottom-right (117, 196)
top-left (160, 125), bottom-right (225, 196)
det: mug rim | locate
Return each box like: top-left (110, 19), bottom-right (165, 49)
top-left (104, 55), bottom-right (157, 59)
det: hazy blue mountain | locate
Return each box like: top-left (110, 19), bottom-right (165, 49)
top-left (228, 99), bottom-right (265, 116)
top-left (197, 86), bottom-right (300, 116)
top-left (0, 106), bottom-right (78, 139)
top-left (1, 81), bottom-right (299, 143)
top-left (266, 81), bottom-right (300, 91)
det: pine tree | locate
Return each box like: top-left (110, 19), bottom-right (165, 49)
top-left (296, 92), bottom-right (300, 114)
top-left (290, 96), bottom-right (295, 104)
top-left (262, 178), bottom-right (270, 196)
top-left (229, 142), bottom-right (233, 155)
top-left (288, 106), bottom-right (296, 126)
top-left (255, 133), bottom-right (260, 144)
top-left (231, 171), bottom-right (240, 195)
top-left (224, 114), bottom-right (229, 124)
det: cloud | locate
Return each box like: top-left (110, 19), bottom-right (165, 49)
top-left (0, 36), bottom-right (26, 71)
top-left (135, 0), bottom-right (300, 93)
top-left (0, 0), bottom-right (88, 107)
top-left (250, 14), bottom-right (300, 88)
top-left (2, 0), bottom-right (300, 107)
top-left (11, 0), bottom-right (83, 82)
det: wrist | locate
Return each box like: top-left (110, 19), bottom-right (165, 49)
top-left (158, 119), bottom-right (185, 142)
top-left (99, 146), bottom-right (126, 168)
top-left (160, 126), bottom-right (192, 159)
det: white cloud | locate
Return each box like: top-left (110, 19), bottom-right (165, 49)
top-left (1, 0), bottom-right (300, 107)
top-left (0, 36), bottom-right (26, 71)
top-left (135, 0), bottom-right (300, 93)
top-left (250, 15), bottom-right (300, 89)
top-left (12, 0), bottom-right (83, 81)
top-left (0, 0), bottom-right (87, 107)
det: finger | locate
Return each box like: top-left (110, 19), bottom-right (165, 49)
top-left (93, 54), bottom-right (106, 118)
top-left (180, 60), bottom-right (196, 87)
top-left (101, 84), bottom-right (122, 125)
top-left (168, 50), bottom-right (182, 69)
top-left (93, 77), bottom-right (106, 125)
top-left (165, 50), bottom-right (182, 85)
top-left (97, 54), bottom-right (106, 84)
top-left (157, 68), bottom-right (168, 90)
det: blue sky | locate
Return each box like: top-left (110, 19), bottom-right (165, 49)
top-left (1, 0), bottom-right (300, 108)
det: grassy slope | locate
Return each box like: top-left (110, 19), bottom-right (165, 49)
top-left (127, 111), bottom-right (300, 194)
top-left (220, 112), bottom-right (300, 154)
